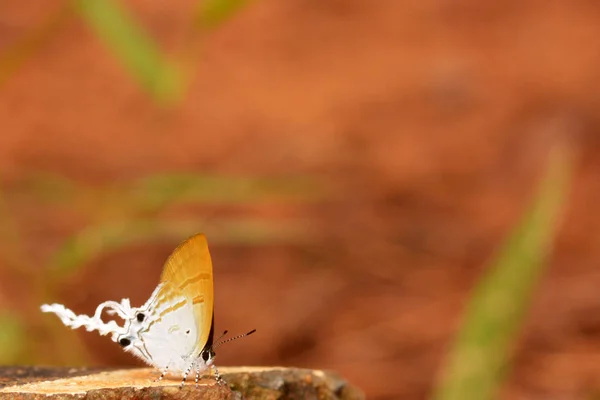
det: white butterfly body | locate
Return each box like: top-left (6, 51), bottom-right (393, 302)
top-left (41, 234), bottom-right (221, 385)
top-left (122, 283), bottom-right (209, 375)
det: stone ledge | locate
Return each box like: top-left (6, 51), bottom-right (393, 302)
top-left (0, 366), bottom-right (364, 400)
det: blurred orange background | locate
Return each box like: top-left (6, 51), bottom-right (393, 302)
top-left (2, 1), bottom-right (600, 399)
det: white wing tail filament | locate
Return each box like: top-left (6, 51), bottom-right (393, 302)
top-left (40, 299), bottom-right (137, 341)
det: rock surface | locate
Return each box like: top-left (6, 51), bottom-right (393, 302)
top-left (0, 366), bottom-right (364, 400)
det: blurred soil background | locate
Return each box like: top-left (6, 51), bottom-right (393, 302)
top-left (1, 1), bottom-right (600, 399)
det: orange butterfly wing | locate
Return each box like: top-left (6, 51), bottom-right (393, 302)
top-left (159, 233), bottom-right (214, 353)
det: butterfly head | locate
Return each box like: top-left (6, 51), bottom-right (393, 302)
top-left (201, 347), bottom-right (216, 366)
top-left (199, 328), bottom-right (256, 366)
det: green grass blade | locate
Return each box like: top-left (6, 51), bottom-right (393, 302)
top-left (50, 217), bottom-right (309, 277)
top-left (0, 5), bottom-right (73, 89)
top-left (130, 173), bottom-right (324, 211)
top-left (72, 0), bottom-right (183, 104)
top-left (194, 0), bottom-right (253, 31)
top-left (0, 312), bottom-right (26, 364)
top-left (16, 172), bottom-right (324, 210)
top-left (432, 144), bottom-right (574, 400)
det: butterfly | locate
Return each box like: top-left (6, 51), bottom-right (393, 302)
top-left (41, 233), bottom-right (255, 387)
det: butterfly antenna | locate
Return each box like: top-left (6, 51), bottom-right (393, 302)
top-left (215, 330), bottom-right (229, 342)
top-left (212, 329), bottom-right (256, 350)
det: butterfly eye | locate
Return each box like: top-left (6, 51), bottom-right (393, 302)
top-left (119, 338), bottom-right (131, 347)
top-left (136, 313), bottom-right (145, 322)
top-left (201, 349), bottom-right (211, 361)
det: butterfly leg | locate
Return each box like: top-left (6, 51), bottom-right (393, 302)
top-left (179, 364), bottom-right (193, 389)
top-left (211, 364), bottom-right (227, 386)
top-left (195, 363), bottom-right (201, 388)
top-left (154, 366), bottom-right (168, 383)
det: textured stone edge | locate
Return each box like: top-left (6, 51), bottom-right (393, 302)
top-left (223, 367), bottom-right (365, 400)
top-left (0, 366), bottom-right (365, 400)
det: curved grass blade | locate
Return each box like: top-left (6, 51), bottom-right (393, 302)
top-left (0, 312), bottom-right (26, 364)
top-left (50, 217), bottom-right (309, 277)
top-left (0, 4), bottom-right (73, 89)
top-left (130, 173), bottom-right (324, 212)
top-left (194, 0), bottom-right (253, 32)
top-left (72, 0), bottom-right (182, 104)
top-left (432, 143), bottom-right (574, 400)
